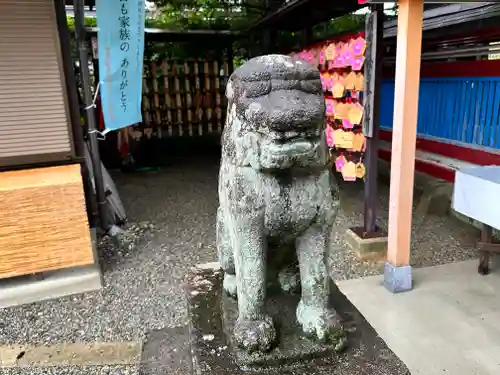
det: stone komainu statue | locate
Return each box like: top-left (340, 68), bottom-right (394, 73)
top-left (217, 55), bottom-right (340, 353)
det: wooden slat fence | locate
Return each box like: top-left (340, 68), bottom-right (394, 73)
top-left (380, 76), bottom-right (500, 150)
top-left (140, 58), bottom-right (229, 138)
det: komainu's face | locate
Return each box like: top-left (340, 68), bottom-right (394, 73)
top-left (222, 55), bottom-right (328, 171)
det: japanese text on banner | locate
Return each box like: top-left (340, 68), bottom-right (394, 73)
top-left (96, 0), bottom-right (145, 133)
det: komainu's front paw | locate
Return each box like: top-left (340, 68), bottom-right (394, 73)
top-left (296, 300), bottom-right (343, 345)
top-left (233, 315), bottom-right (276, 353)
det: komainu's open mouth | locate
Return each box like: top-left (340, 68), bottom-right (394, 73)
top-left (257, 127), bottom-right (321, 142)
top-left (266, 137), bottom-right (317, 156)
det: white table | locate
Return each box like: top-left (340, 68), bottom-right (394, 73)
top-left (453, 165), bottom-right (500, 274)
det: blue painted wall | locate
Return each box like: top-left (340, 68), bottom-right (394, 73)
top-left (380, 77), bottom-right (500, 149)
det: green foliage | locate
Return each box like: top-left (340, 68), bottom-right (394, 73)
top-left (66, 1), bottom-right (265, 31)
top-left (66, 1), bottom-right (366, 64)
top-left (66, 15), bottom-right (97, 31)
top-left (66, 1), bottom-right (364, 36)
top-left (233, 55), bottom-right (247, 68)
top-left (317, 13), bottom-right (366, 38)
top-left (149, 0), bottom-right (266, 30)
top-left (275, 13), bottom-right (365, 53)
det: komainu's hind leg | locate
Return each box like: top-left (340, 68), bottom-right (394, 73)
top-left (270, 242), bottom-right (300, 294)
top-left (278, 265), bottom-right (300, 294)
top-left (216, 207), bottom-right (237, 297)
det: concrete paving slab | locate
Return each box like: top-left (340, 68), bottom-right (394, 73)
top-left (337, 260), bottom-right (500, 375)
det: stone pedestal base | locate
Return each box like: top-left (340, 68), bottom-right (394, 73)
top-left (220, 280), bottom-right (341, 368)
top-left (345, 227), bottom-right (388, 261)
top-left (174, 265), bottom-right (410, 375)
top-left (384, 262), bottom-right (413, 293)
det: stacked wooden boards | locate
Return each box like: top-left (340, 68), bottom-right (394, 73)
top-left (0, 164), bottom-right (94, 279)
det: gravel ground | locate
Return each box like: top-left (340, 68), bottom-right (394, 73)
top-left (0, 155), bottom-right (479, 373)
top-left (1, 157), bottom-right (220, 346)
top-left (328, 178), bottom-right (479, 281)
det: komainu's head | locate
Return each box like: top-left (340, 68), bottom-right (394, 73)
top-left (221, 54), bottom-right (328, 171)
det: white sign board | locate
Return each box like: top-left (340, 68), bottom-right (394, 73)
top-left (452, 166), bottom-right (500, 230)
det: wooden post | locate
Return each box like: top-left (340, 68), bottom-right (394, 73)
top-left (162, 61), bottom-right (173, 137)
top-left (263, 28), bottom-right (277, 55)
top-left (74, 0), bottom-right (111, 233)
top-left (478, 224), bottom-right (493, 275)
top-left (227, 41), bottom-right (234, 75)
top-left (304, 26), bottom-right (313, 48)
top-left (363, 5), bottom-right (384, 234)
top-left (151, 62), bottom-right (161, 126)
top-left (385, 0), bottom-right (423, 293)
top-left (249, 33), bottom-right (258, 57)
